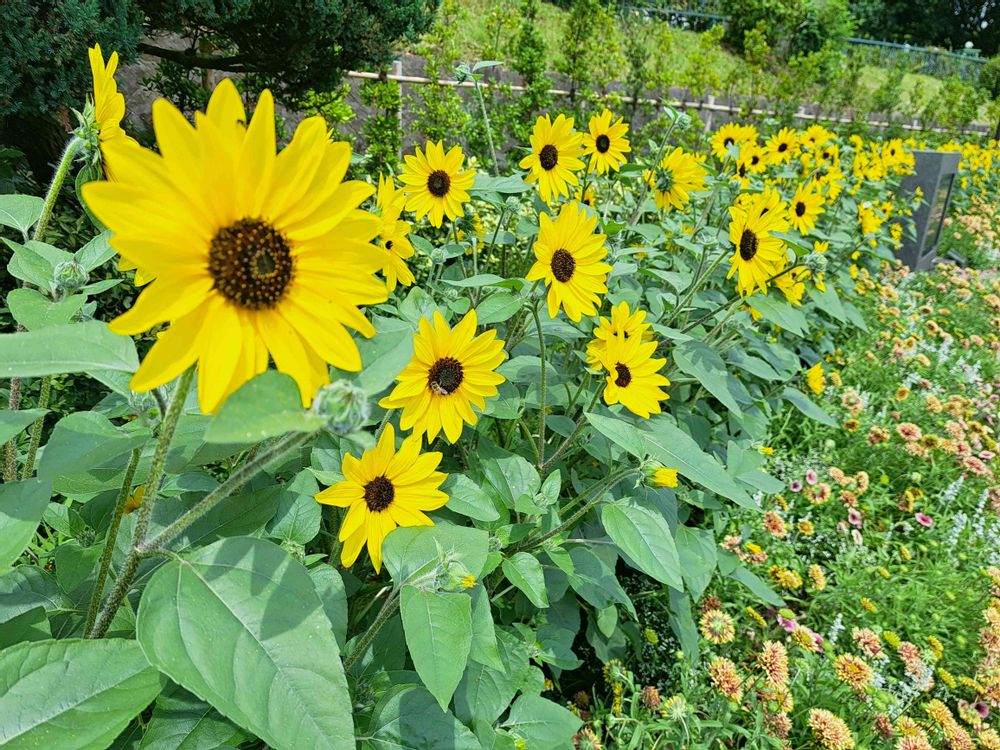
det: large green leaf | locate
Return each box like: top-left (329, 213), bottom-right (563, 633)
top-left (136, 537), bottom-right (354, 750)
top-left (501, 552), bottom-right (548, 608)
top-left (364, 685), bottom-right (482, 750)
top-left (0, 321), bottom-right (139, 377)
top-left (0, 195), bottom-right (44, 237)
top-left (203, 372), bottom-right (328, 443)
top-left (383, 525), bottom-right (489, 587)
top-left (138, 683), bottom-right (246, 750)
top-left (441, 474), bottom-right (500, 522)
top-left (0, 410), bottom-right (47, 446)
top-left (400, 586), bottom-right (472, 710)
top-left (38, 412), bottom-right (149, 481)
top-left (503, 695), bottom-right (581, 749)
top-left (748, 293), bottom-right (808, 335)
top-left (265, 470), bottom-right (321, 545)
top-left (781, 387), bottom-right (836, 427)
top-left (0, 638), bottom-right (163, 749)
top-left (675, 525), bottom-right (717, 599)
top-left (601, 499), bottom-right (682, 589)
top-left (730, 565), bottom-right (784, 607)
top-left (6, 289), bottom-right (87, 331)
top-left (0, 479), bottom-right (51, 570)
top-left (356, 318), bottom-right (415, 396)
top-left (672, 341), bottom-right (743, 418)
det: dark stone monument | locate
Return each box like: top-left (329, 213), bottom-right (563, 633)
top-left (897, 150), bottom-right (961, 270)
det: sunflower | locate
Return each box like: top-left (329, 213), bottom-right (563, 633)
top-left (596, 333), bottom-right (670, 419)
top-left (731, 144), bottom-right (764, 189)
top-left (806, 362), bottom-right (825, 395)
top-left (88, 44), bottom-right (136, 154)
top-left (519, 114), bottom-right (585, 203)
top-left (374, 175), bottom-right (415, 292)
top-left (726, 188), bottom-right (790, 296)
top-left (379, 309), bottom-right (506, 443)
top-left (574, 183), bottom-right (597, 208)
top-left (801, 124), bottom-right (835, 149)
top-left (400, 141), bottom-right (475, 228)
top-left (315, 424), bottom-right (447, 572)
top-left (774, 266), bottom-right (811, 305)
top-left (586, 301), bottom-right (653, 368)
top-left (83, 80), bottom-right (388, 414)
top-left (525, 201), bottom-right (611, 322)
top-left (710, 122), bottom-right (756, 161)
top-left (788, 181), bottom-right (825, 235)
top-left (764, 127), bottom-right (797, 165)
top-left (582, 109), bottom-right (631, 175)
top-left (651, 147), bottom-right (708, 211)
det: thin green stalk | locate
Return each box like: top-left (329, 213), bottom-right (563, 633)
top-left (89, 368), bottom-right (195, 638)
top-left (140, 430), bottom-right (313, 554)
top-left (84, 448), bottom-right (140, 637)
top-left (472, 78), bottom-right (500, 178)
top-left (20, 376), bottom-right (52, 479)
top-left (531, 303), bottom-right (547, 466)
top-left (518, 419), bottom-right (542, 466)
top-left (540, 386), bottom-right (603, 477)
top-left (3, 137), bottom-right (81, 482)
top-left (343, 590), bottom-right (400, 672)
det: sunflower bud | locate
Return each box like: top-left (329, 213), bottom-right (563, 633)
top-left (644, 463), bottom-right (678, 488)
top-left (53, 260), bottom-right (89, 296)
top-left (312, 380), bottom-right (370, 434)
top-left (805, 252), bottom-right (828, 273)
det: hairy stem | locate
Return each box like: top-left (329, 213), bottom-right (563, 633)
top-left (343, 589), bottom-right (400, 672)
top-left (20, 376), bottom-right (52, 480)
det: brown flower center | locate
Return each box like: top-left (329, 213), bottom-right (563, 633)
top-left (539, 144), bottom-right (559, 171)
top-left (209, 218), bottom-right (294, 310)
top-left (385, 239), bottom-right (394, 250)
top-left (739, 229), bottom-right (758, 261)
top-left (427, 356), bottom-right (464, 395)
top-left (795, 201), bottom-right (806, 217)
top-left (427, 170), bottom-right (451, 197)
top-left (614, 363), bottom-right (632, 387)
top-left (723, 137), bottom-right (734, 147)
top-left (363, 475), bottom-right (395, 512)
top-left (595, 134), bottom-right (611, 153)
top-left (778, 142), bottom-right (788, 152)
top-left (551, 249), bottom-right (576, 282)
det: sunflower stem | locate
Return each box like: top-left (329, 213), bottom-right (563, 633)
top-left (530, 302), bottom-right (547, 467)
top-left (343, 588), bottom-right (400, 672)
top-left (472, 77), bottom-right (500, 178)
top-left (3, 137), bottom-right (82, 483)
top-left (20, 376), bottom-right (52, 480)
top-left (90, 367), bottom-right (195, 638)
top-left (84, 448), bottom-right (141, 637)
top-left (540, 386), bottom-right (603, 477)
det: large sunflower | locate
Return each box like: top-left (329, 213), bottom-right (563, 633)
top-left (788, 181), bottom-right (825, 235)
top-left (83, 80), bottom-right (388, 414)
top-left (315, 424), bottom-right (447, 572)
top-left (586, 301), bottom-right (653, 368)
top-left (582, 109), bottom-right (631, 175)
top-left (88, 44), bottom-right (136, 153)
top-left (596, 333), bottom-right (671, 419)
top-left (519, 114), bottom-right (585, 204)
top-left (379, 309), bottom-right (506, 444)
top-left (400, 141), bottom-right (475, 228)
top-left (375, 175), bottom-right (415, 292)
top-left (711, 123), bottom-right (757, 161)
top-left (652, 147), bottom-right (708, 211)
top-left (726, 189), bottom-right (790, 297)
top-left (764, 127), bottom-right (798, 165)
top-left (525, 201), bottom-right (611, 322)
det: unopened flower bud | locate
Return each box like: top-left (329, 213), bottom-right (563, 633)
top-left (53, 260), bottom-right (89, 294)
top-left (312, 380), bottom-right (370, 434)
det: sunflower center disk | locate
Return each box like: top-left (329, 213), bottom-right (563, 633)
top-left (427, 170), bottom-right (451, 197)
top-left (427, 356), bottom-right (464, 395)
top-left (550, 249), bottom-right (576, 283)
top-left (739, 229), bottom-right (758, 261)
top-left (595, 134), bottom-right (611, 154)
top-left (614, 363), bottom-right (632, 388)
top-left (385, 239), bottom-right (394, 250)
top-left (363, 475), bottom-right (395, 512)
top-left (778, 142), bottom-right (788, 152)
top-left (795, 201), bottom-right (807, 217)
top-left (209, 218), bottom-right (293, 310)
top-left (539, 144), bottom-right (559, 171)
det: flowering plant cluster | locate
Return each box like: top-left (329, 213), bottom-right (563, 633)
top-left (0, 44), bottom-right (996, 749)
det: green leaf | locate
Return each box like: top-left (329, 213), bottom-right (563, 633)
top-left (0, 638), bottom-right (163, 750)
top-left (441, 474), bottom-right (500, 522)
top-left (203, 371), bottom-right (328, 443)
top-left (308, 566), bottom-right (348, 649)
top-left (747, 293), bottom-right (808, 335)
top-left (730, 565), bottom-right (784, 607)
top-left (479, 443), bottom-right (540, 510)
top-left (0, 321), bottom-right (139, 377)
top-left (0, 195), bottom-right (44, 237)
top-left (501, 552), bottom-right (548, 608)
top-left (475, 291), bottom-right (522, 325)
top-left (38, 411), bottom-right (149, 481)
top-left (0, 606), bottom-right (50, 650)
top-left (468, 586), bottom-right (503, 670)
top-left (584, 412), bottom-right (647, 457)
top-left (136, 537), bottom-right (355, 750)
top-left (0, 409), bottom-right (47, 446)
top-left (356, 318), bottom-right (415, 395)
top-left (265, 470), bottom-right (321, 545)
top-left (75, 232), bottom-right (116, 272)
top-left (6, 289), bottom-right (87, 331)
top-left (383, 525), bottom-right (490, 587)
top-left (0, 479), bottom-right (51, 570)
top-left (675, 526), bottom-right (717, 599)
top-left (601, 499), bottom-right (682, 589)
top-left (672, 341), bottom-right (742, 418)
top-left (781, 387), bottom-right (837, 427)
top-left (400, 586), bottom-right (472, 710)
top-left (365, 685), bottom-right (482, 750)
top-left (138, 683), bottom-right (247, 750)
top-left (503, 695), bottom-right (581, 749)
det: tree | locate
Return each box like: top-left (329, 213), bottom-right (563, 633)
top-left (850, 0), bottom-right (998, 57)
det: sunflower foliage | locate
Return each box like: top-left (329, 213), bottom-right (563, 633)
top-left (0, 44), bottom-right (996, 750)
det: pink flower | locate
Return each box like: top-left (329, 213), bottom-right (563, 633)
top-left (777, 615), bottom-right (797, 632)
top-left (805, 469), bottom-right (818, 485)
top-left (915, 512), bottom-right (933, 527)
top-left (851, 529), bottom-right (864, 545)
top-left (848, 508), bottom-right (863, 528)
top-left (974, 700), bottom-right (990, 719)
top-left (789, 480), bottom-right (803, 492)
